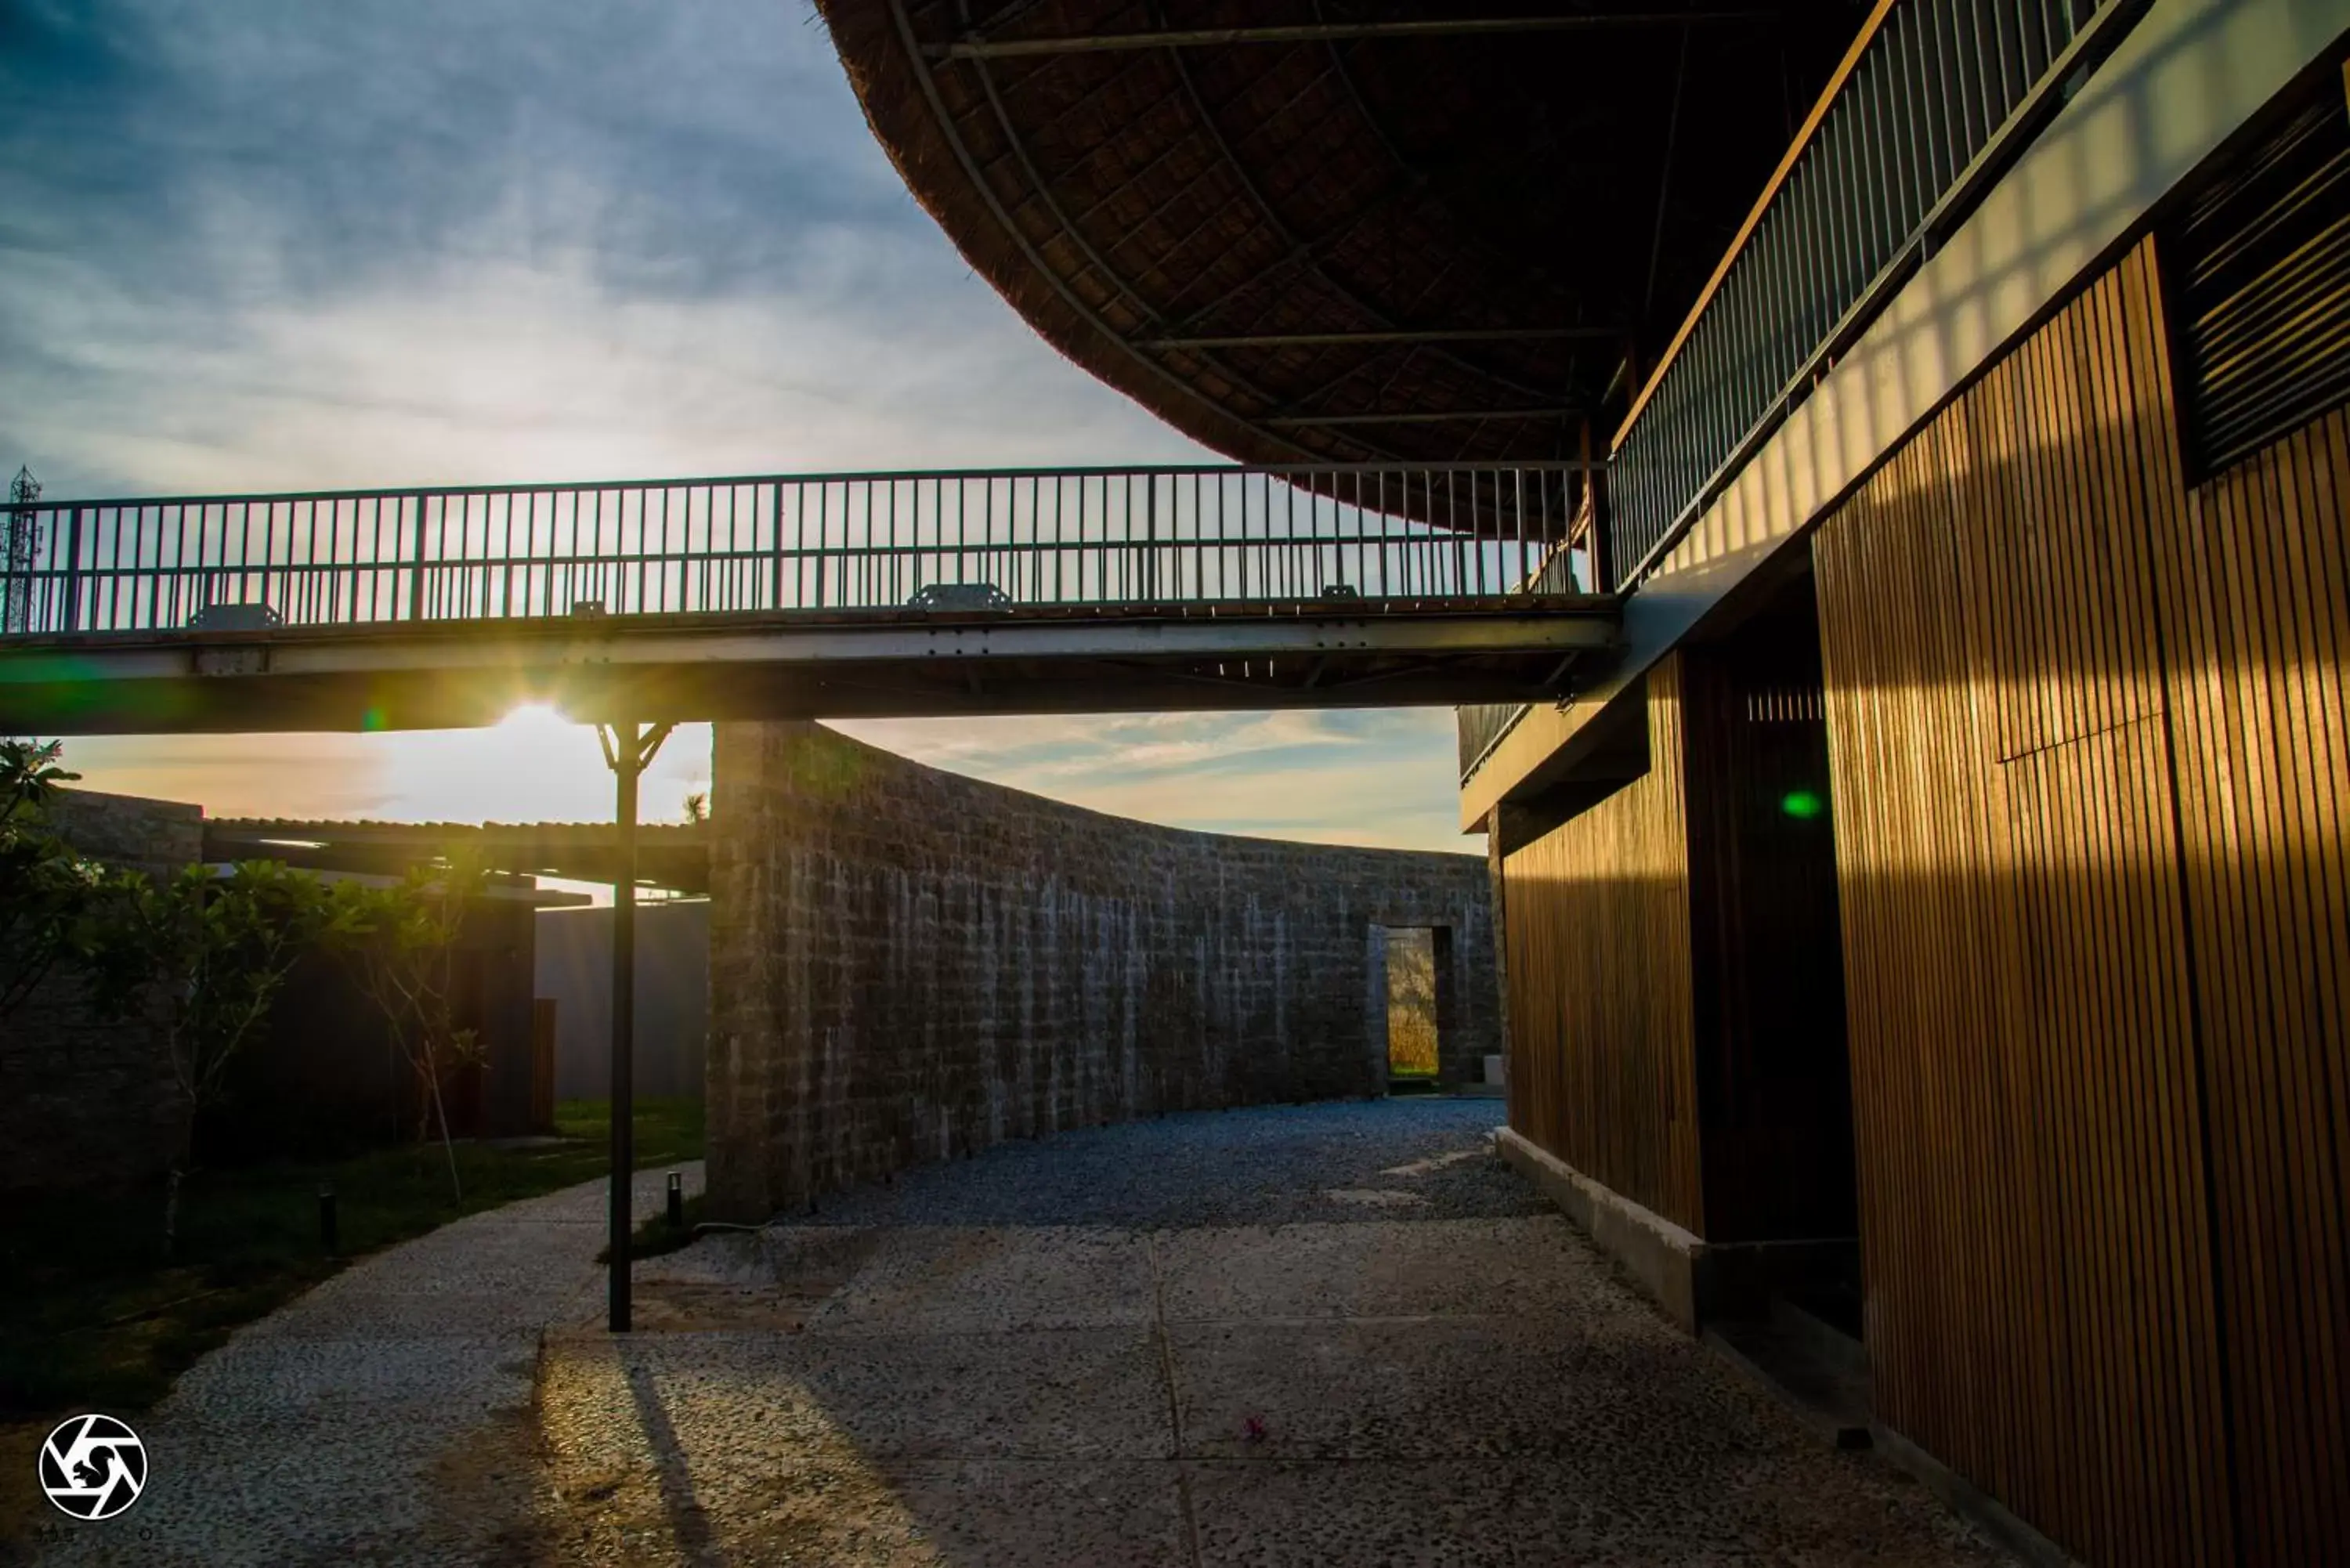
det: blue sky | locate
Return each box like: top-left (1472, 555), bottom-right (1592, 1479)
top-left (0, 0), bottom-right (1471, 850)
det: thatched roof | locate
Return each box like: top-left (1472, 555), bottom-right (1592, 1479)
top-left (815, 0), bottom-right (1866, 466)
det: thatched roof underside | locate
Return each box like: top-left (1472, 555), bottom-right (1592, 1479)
top-left (815, 0), bottom-right (1866, 468)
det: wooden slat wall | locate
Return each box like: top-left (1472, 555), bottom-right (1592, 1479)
top-left (1502, 656), bottom-right (1705, 1234)
top-left (1815, 237), bottom-right (2349, 1566)
top-left (2159, 403), bottom-right (2350, 1566)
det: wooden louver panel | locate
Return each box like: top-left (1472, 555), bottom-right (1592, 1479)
top-left (1500, 659), bottom-right (1705, 1234)
top-left (1817, 234), bottom-right (2350, 1566)
top-left (2173, 88), bottom-right (2350, 479)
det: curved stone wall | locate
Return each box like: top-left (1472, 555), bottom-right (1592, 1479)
top-left (706, 722), bottom-right (1496, 1219)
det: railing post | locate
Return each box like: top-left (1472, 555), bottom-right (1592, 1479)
top-left (1143, 474), bottom-right (1157, 602)
top-left (815, 484), bottom-right (829, 609)
top-left (61, 507), bottom-right (83, 633)
top-left (1574, 421), bottom-right (1611, 594)
top-left (1589, 469), bottom-right (1613, 595)
top-left (407, 492), bottom-right (428, 621)
top-left (768, 482), bottom-right (783, 612)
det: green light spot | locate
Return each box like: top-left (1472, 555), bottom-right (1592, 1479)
top-left (1781, 789), bottom-right (1825, 821)
top-left (361, 706), bottom-right (389, 732)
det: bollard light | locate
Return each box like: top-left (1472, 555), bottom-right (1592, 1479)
top-left (666, 1169), bottom-right (683, 1231)
top-left (318, 1184), bottom-right (338, 1257)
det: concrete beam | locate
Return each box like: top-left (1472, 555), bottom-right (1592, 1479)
top-left (0, 601), bottom-right (1617, 734)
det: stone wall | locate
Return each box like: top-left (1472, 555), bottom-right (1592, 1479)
top-left (1, 788), bottom-right (201, 1192)
top-left (707, 722), bottom-right (1496, 1219)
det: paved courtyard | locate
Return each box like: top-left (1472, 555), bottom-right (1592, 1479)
top-left (38, 1101), bottom-right (2008, 1565)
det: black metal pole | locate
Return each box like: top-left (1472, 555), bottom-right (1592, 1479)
top-left (609, 726), bottom-right (638, 1333)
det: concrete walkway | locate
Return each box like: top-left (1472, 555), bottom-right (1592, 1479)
top-left (36, 1105), bottom-right (2008, 1565)
top-left (34, 1162), bottom-right (703, 1568)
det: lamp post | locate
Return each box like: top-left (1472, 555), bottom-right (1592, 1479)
top-left (598, 719), bottom-right (674, 1333)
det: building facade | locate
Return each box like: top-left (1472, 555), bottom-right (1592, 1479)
top-left (1471, 12), bottom-right (2350, 1566)
top-left (819, 2), bottom-right (2350, 1558)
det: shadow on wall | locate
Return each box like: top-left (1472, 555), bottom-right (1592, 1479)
top-left (224, 888), bottom-right (545, 1158)
top-left (704, 721), bottom-right (1501, 1220)
top-left (536, 901), bottom-right (710, 1100)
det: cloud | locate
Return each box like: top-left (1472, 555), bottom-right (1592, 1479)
top-left (0, 0), bottom-right (1204, 494)
top-left (58, 716), bottom-right (716, 827)
top-left (832, 710), bottom-right (1477, 852)
top-left (4, 0), bottom-right (1473, 852)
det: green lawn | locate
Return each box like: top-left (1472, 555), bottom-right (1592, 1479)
top-left (0, 1097), bottom-right (702, 1419)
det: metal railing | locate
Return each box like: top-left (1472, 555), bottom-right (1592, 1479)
top-left (1457, 699), bottom-right (1535, 781)
top-left (0, 464), bottom-right (1588, 639)
top-left (1453, 490), bottom-right (1603, 782)
top-left (1607, 0), bottom-right (2147, 585)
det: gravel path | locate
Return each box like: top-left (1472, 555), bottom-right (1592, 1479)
top-left (807, 1099), bottom-right (1550, 1230)
top-left (544, 1102), bottom-right (2009, 1566)
top-left (30, 1162), bottom-right (703, 1568)
top-left (31, 1103), bottom-right (2011, 1565)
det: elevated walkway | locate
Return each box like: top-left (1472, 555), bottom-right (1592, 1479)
top-left (0, 462), bottom-right (1613, 733)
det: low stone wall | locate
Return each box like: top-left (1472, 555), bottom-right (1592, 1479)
top-left (1, 788), bottom-right (201, 1193)
top-left (706, 722), bottom-right (1497, 1219)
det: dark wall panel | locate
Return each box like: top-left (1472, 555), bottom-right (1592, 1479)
top-left (1501, 657), bottom-right (1705, 1234)
top-left (1680, 620), bottom-right (1856, 1247)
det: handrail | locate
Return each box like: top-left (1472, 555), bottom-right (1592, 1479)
top-left (1612, 0), bottom-right (1904, 448)
top-left (27, 461), bottom-right (1595, 515)
top-left (0, 463), bottom-right (1588, 641)
top-left (1605, 0), bottom-right (2150, 589)
top-left (1457, 699), bottom-right (1536, 784)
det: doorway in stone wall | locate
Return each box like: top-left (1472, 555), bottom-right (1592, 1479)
top-left (1384, 927), bottom-right (1441, 1085)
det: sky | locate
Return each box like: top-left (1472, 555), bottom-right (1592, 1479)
top-left (0, 0), bottom-right (1474, 852)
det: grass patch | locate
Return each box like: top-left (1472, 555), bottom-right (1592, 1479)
top-left (0, 1097), bottom-right (702, 1422)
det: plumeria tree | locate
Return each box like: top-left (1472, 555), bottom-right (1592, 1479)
top-left (88, 860), bottom-right (340, 1255)
top-left (1, 736), bottom-right (77, 818)
top-left (329, 860), bottom-right (490, 1200)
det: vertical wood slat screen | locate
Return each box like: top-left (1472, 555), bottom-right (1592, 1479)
top-left (1500, 658), bottom-right (1705, 1234)
top-left (2159, 406), bottom-right (2350, 1568)
top-left (1813, 238), bottom-right (2348, 1566)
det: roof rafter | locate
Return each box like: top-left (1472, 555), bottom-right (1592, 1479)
top-left (1137, 326), bottom-right (1622, 349)
top-left (931, 13), bottom-right (1770, 59)
top-left (1263, 408), bottom-right (1585, 428)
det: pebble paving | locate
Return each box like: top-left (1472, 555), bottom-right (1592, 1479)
top-left (33, 1103), bottom-right (2015, 1565)
top-left (29, 1163), bottom-right (702, 1568)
